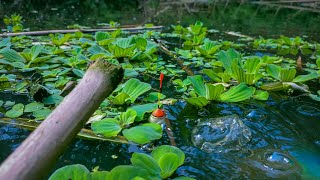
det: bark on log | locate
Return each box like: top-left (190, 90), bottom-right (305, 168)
top-left (0, 59), bottom-right (123, 180)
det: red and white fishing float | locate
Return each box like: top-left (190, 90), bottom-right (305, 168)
top-left (149, 73), bottom-right (166, 124)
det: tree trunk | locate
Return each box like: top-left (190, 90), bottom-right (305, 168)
top-left (0, 59), bottom-right (123, 180)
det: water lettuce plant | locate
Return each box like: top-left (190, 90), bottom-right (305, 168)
top-left (49, 145), bottom-right (192, 180)
top-left (3, 14), bottom-right (23, 32)
top-left (111, 78), bottom-right (151, 105)
top-left (185, 75), bottom-right (257, 107)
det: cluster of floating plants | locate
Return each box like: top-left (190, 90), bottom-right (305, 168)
top-left (0, 19), bottom-right (319, 179)
top-left (49, 145), bottom-right (190, 180)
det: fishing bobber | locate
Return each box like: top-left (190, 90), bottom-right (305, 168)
top-left (149, 108), bottom-right (166, 124)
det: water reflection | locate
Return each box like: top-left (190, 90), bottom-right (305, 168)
top-left (174, 97), bottom-right (320, 178)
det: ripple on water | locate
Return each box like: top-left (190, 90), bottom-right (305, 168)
top-left (296, 105), bottom-right (320, 116)
top-left (191, 115), bottom-right (252, 153)
top-left (243, 149), bottom-right (302, 178)
top-left (245, 109), bottom-right (267, 121)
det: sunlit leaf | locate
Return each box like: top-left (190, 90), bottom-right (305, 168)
top-left (122, 123), bottom-right (162, 144)
top-left (219, 83), bottom-right (255, 102)
top-left (293, 72), bottom-right (319, 83)
top-left (151, 145), bottom-right (185, 166)
top-left (131, 153), bottom-right (161, 177)
top-left (119, 109), bottom-right (137, 127)
top-left (108, 165), bottom-right (150, 180)
top-left (205, 83), bottom-right (224, 100)
top-left (49, 164), bottom-right (90, 180)
top-left (186, 97), bottom-right (208, 107)
top-left (91, 171), bottom-right (110, 180)
top-left (112, 92), bottom-right (130, 105)
top-left (33, 108), bottom-right (52, 120)
top-left (24, 102), bottom-right (44, 112)
top-left (95, 31), bottom-right (111, 42)
top-left (92, 118), bottom-right (122, 137)
top-left (217, 48), bottom-right (240, 73)
top-left (151, 145), bottom-right (185, 178)
top-left (129, 103), bottom-right (157, 121)
top-left (253, 90), bottom-right (269, 101)
top-left (122, 78), bottom-right (151, 103)
top-left (5, 103), bottom-right (24, 118)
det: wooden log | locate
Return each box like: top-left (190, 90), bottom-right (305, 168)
top-left (0, 26), bottom-right (164, 37)
top-left (0, 59), bottom-right (123, 180)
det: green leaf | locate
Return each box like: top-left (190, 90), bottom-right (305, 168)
top-left (114, 37), bottom-right (134, 49)
top-left (91, 118), bottom-right (122, 137)
top-left (33, 108), bottom-right (52, 120)
top-left (4, 101), bottom-right (15, 107)
top-left (188, 75), bottom-right (206, 97)
top-left (88, 45), bottom-right (112, 57)
top-left (205, 83), bottom-right (224, 100)
top-left (266, 64), bottom-right (281, 80)
top-left (144, 92), bottom-right (166, 103)
top-left (266, 64), bottom-right (296, 82)
top-left (6, 103), bottom-right (24, 118)
top-left (217, 48), bottom-right (240, 73)
top-left (112, 92), bottom-right (130, 105)
top-left (24, 102), bottom-right (44, 113)
top-left (293, 72), bottom-right (319, 83)
top-left (122, 78), bottom-right (151, 103)
top-left (43, 94), bottom-right (63, 105)
top-left (253, 90), bottom-right (269, 101)
top-left (72, 68), bottom-right (85, 78)
top-left (95, 31), bottom-right (110, 41)
top-left (129, 103), bottom-right (157, 121)
top-left (244, 58), bottom-right (261, 74)
top-left (131, 153), bottom-right (161, 177)
top-left (158, 153), bottom-right (179, 178)
top-left (151, 145), bottom-right (185, 178)
top-left (261, 82), bottom-right (287, 91)
top-left (0, 48), bottom-right (25, 63)
top-left (124, 69), bottom-right (139, 78)
top-left (219, 83), bottom-right (255, 102)
top-left (48, 164), bottom-right (90, 180)
top-left (135, 37), bottom-right (147, 51)
top-left (151, 145), bottom-right (185, 167)
top-left (119, 109), bottom-right (137, 127)
top-left (30, 45), bottom-right (43, 61)
top-left (108, 165), bottom-right (150, 180)
top-left (0, 38), bottom-right (11, 48)
top-left (309, 94), bottom-right (320, 102)
top-left (186, 97), bottom-right (208, 107)
top-left (203, 69), bottom-right (222, 82)
top-left (122, 123), bottom-right (162, 144)
top-left (280, 68), bottom-right (296, 82)
top-left (0, 100), bottom-right (3, 107)
top-left (91, 171), bottom-right (110, 180)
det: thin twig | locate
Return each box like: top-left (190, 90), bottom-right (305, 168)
top-left (0, 26), bottom-right (164, 37)
top-left (164, 118), bottom-right (177, 146)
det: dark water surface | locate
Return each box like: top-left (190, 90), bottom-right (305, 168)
top-left (1, 1), bottom-right (320, 179)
